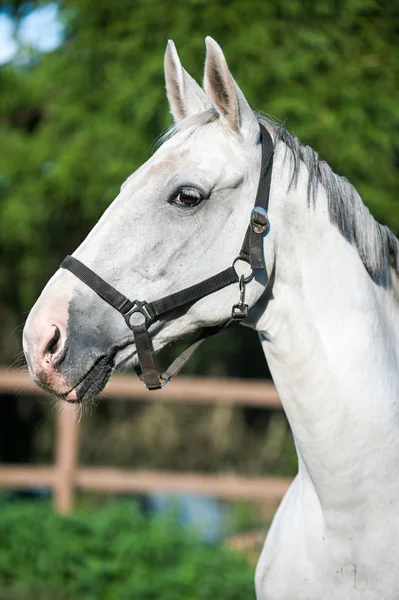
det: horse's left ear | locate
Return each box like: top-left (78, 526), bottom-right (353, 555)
top-left (164, 40), bottom-right (210, 122)
top-left (204, 37), bottom-right (258, 139)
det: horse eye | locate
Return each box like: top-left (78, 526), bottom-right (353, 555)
top-left (171, 188), bottom-right (203, 207)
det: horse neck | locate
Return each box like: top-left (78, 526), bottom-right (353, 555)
top-left (254, 148), bottom-right (399, 509)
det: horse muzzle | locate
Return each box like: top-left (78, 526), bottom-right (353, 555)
top-left (23, 272), bottom-right (124, 403)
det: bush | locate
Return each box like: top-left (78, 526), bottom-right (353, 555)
top-left (0, 500), bottom-right (254, 600)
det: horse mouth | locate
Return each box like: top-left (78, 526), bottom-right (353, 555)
top-left (63, 354), bottom-right (114, 403)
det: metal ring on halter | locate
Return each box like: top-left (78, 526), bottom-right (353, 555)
top-left (159, 376), bottom-right (171, 387)
top-left (232, 257), bottom-right (254, 284)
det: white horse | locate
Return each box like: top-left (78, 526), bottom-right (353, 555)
top-left (23, 38), bottom-right (399, 599)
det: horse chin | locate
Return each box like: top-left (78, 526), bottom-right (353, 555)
top-left (63, 355), bottom-right (114, 404)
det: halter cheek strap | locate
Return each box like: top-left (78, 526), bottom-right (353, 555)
top-left (60, 123), bottom-right (274, 390)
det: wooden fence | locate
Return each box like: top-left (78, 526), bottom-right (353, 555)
top-left (0, 368), bottom-right (292, 514)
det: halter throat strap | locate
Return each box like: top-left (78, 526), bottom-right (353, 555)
top-left (60, 123), bottom-right (274, 390)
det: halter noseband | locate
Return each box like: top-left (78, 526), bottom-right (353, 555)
top-left (60, 124), bottom-right (274, 390)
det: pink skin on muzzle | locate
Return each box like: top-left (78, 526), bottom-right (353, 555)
top-left (23, 270), bottom-right (78, 402)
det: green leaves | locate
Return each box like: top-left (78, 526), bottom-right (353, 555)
top-left (0, 500), bottom-right (254, 600)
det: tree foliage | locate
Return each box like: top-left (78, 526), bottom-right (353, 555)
top-left (1, 0), bottom-right (398, 368)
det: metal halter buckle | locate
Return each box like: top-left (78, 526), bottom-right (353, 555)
top-left (232, 274), bottom-right (249, 320)
top-left (250, 206), bottom-right (269, 234)
top-left (159, 375), bottom-right (171, 388)
top-left (124, 301), bottom-right (151, 330)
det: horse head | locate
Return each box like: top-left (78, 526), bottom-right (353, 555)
top-left (23, 38), bottom-right (273, 402)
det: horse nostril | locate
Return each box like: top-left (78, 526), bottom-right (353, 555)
top-left (45, 326), bottom-right (61, 355)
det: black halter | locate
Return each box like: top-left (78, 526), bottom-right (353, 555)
top-left (60, 124), bottom-right (274, 390)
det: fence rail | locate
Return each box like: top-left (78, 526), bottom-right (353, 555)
top-left (0, 368), bottom-right (290, 514)
top-left (0, 368), bottom-right (282, 408)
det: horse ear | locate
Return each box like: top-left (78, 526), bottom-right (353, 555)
top-left (164, 40), bottom-right (209, 122)
top-left (203, 37), bottom-right (258, 137)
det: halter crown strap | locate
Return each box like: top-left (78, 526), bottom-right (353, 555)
top-left (239, 123), bottom-right (274, 269)
top-left (60, 123), bottom-right (274, 391)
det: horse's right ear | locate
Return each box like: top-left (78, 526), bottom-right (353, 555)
top-left (164, 40), bottom-right (209, 122)
top-left (203, 37), bottom-right (258, 140)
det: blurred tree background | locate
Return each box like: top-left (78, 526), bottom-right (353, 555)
top-left (0, 0), bottom-right (398, 475)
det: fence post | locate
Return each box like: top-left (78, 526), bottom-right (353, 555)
top-left (54, 404), bottom-right (79, 514)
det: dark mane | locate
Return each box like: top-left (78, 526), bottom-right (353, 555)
top-left (261, 115), bottom-right (399, 283)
